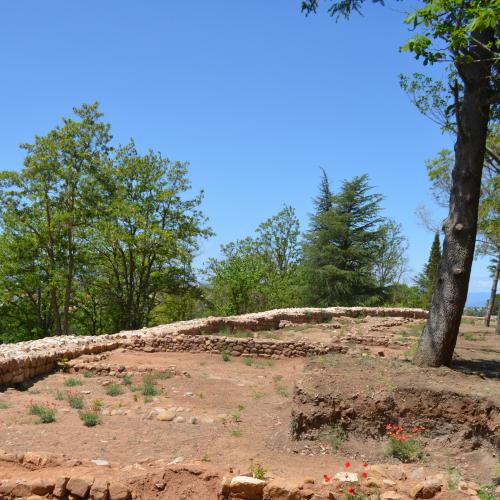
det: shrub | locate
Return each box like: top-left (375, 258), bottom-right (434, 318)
top-left (67, 393), bottom-right (84, 409)
top-left (275, 383), bottom-right (289, 397)
top-left (250, 461), bottom-right (267, 480)
top-left (91, 399), bottom-right (104, 412)
top-left (79, 411), bottom-right (100, 427)
top-left (83, 370), bottom-right (95, 378)
top-left (385, 423), bottom-right (424, 462)
top-left (319, 423), bottom-right (347, 451)
top-left (230, 429), bottom-right (242, 437)
top-left (28, 403), bottom-right (56, 423)
top-left (54, 390), bottom-right (65, 401)
top-left (221, 351), bottom-right (230, 362)
top-left (140, 376), bottom-right (160, 397)
top-left (57, 358), bottom-right (70, 372)
top-left (477, 485), bottom-right (495, 500)
top-left (243, 357), bottom-right (253, 366)
top-left (105, 383), bottom-right (124, 397)
top-left (122, 374), bottom-right (133, 386)
top-left (64, 378), bottom-right (83, 387)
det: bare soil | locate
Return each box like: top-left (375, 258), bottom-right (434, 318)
top-left (0, 315), bottom-right (498, 498)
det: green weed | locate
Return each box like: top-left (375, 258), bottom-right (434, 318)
top-left (64, 378), bottom-right (83, 387)
top-left (79, 410), bottom-right (100, 427)
top-left (67, 393), bottom-right (84, 409)
top-left (105, 383), bottom-right (124, 397)
top-left (28, 404), bottom-right (56, 423)
top-left (249, 461), bottom-right (267, 480)
top-left (319, 423), bottom-right (347, 450)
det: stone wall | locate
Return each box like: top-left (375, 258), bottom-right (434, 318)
top-left (0, 307), bottom-right (426, 387)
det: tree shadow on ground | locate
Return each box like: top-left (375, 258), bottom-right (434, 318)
top-left (451, 358), bottom-right (500, 379)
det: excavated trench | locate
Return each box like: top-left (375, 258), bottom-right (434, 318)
top-left (290, 385), bottom-right (500, 452)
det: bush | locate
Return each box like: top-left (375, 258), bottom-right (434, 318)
top-left (105, 383), bottom-right (124, 397)
top-left (385, 423), bottom-right (424, 462)
top-left (250, 461), bottom-right (267, 480)
top-left (91, 399), bottom-right (104, 412)
top-left (275, 383), bottom-right (289, 397)
top-left (141, 381), bottom-right (160, 397)
top-left (79, 411), bottom-right (100, 427)
top-left (64, 378), bottom-right (83, 387)
top-left (28, 403), bottom-right (56, 423)
top-left (319, 423), bottom-right (347, 450)
top-left (83, 370), bottom-right (95, 378)
top-left (221, 350), bottom-right (230, 362)
top-left (67, 393), bottom-right (84, 409)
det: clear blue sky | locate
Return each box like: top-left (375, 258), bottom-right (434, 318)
top-left (0, 1), bottom-right (490, 303)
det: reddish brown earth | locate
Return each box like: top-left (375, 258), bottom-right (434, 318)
top-left (0, 315), bottom-right (498, 499)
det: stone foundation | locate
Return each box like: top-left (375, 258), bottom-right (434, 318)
top-left (0, 307), bottom-right (426, 387)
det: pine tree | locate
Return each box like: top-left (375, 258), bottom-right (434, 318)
top-left (303, 173), bottom-right (385, 306)
top-left (415, 233), bottom-right (441, 309)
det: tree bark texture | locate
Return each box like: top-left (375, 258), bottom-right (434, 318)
top-left (415, 31), bottom-right (494, 367)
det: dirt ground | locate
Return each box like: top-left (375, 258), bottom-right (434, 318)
top-left (0, 315), bottom-right (498, 497)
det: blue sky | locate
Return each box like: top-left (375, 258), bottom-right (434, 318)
top-left (0, 1), bottom-right (491, 303)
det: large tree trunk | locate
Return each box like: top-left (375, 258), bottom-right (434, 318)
top-left (484, 255), bottom-right (500, 327)
top-left (414, 31), bottom-right (493, 367)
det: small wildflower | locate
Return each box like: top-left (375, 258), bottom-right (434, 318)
top-left (385, 424), bottom-right (391, 430)
top-left (348, 487), bottom-right (355, 494)
top-left (412, 427), bottom-right (418, 433)
top-left (361, 472), bottom-right (367, 479)
top-left (322, 474), bottom-right (333, 485)
top-left (344, 461), bottom-right (351, 468)
top-left (362, 462), bottom-right (368, 467)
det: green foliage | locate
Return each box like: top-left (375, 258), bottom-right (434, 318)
top-left (91, 399), bottom-right (104, 412)
top-left (221, 350), bottom-right (231, 362)
top-left (414, 233), bottom-right (441, 309)
top-left (54, 390), bottom-right (65, 401)
top-left (385, 435), bottom-right (424, 463)
top-left (67, 393), bottom-right (85, 409)
top-left (105, 383), bottom-right (124, 397)
top-left (303, 173), bottom-right (391, 306)
top-left (83, 370), bottom-right (95, 378)
top-left (319, 423), bottom-right (347, 450)
top-left (122, 374), bottom-right (133, 386)
top-left (0, 103), bottom-right (210, 342)
top-left (64, 378), bottom-right (83, 387)
top-left (477, 484), bottom-right (495, 500)
top-left (249, 461), bottom-right (268, 480)
top-left (140, 375), bottom-right (160, 397)
top-left (205, 206), bottom-right (302, 315)
top-left (243, 357), bottom-right (253, 366)
top-left (79, 410), bottom-right (100, 427)
top-left (28, 404), bottom-right (56, 424)
top-left (275, 383), bottom-right (289, 397)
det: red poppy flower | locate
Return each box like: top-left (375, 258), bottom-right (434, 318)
top-left (322, 474), bottom-right (333, 485)
top-left (348, 487), bottom-right (355, 494)
top-left (385, 424), bottom-right (391, 430)
top-left (361, 472), bottom-right (367, 479)
top-left (412, 427), bottom-right (418, 433)
top-left (344, 461), bottom-right (351, 468)
top-left (362, 462), bottom-right (368, 467)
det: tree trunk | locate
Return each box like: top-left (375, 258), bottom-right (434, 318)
top-left (414, 31), bottom-right (493, 367)
top-left (496, 313), bottom-right (500, 334)
top-left (484, 255), bottom-right (500, 327)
